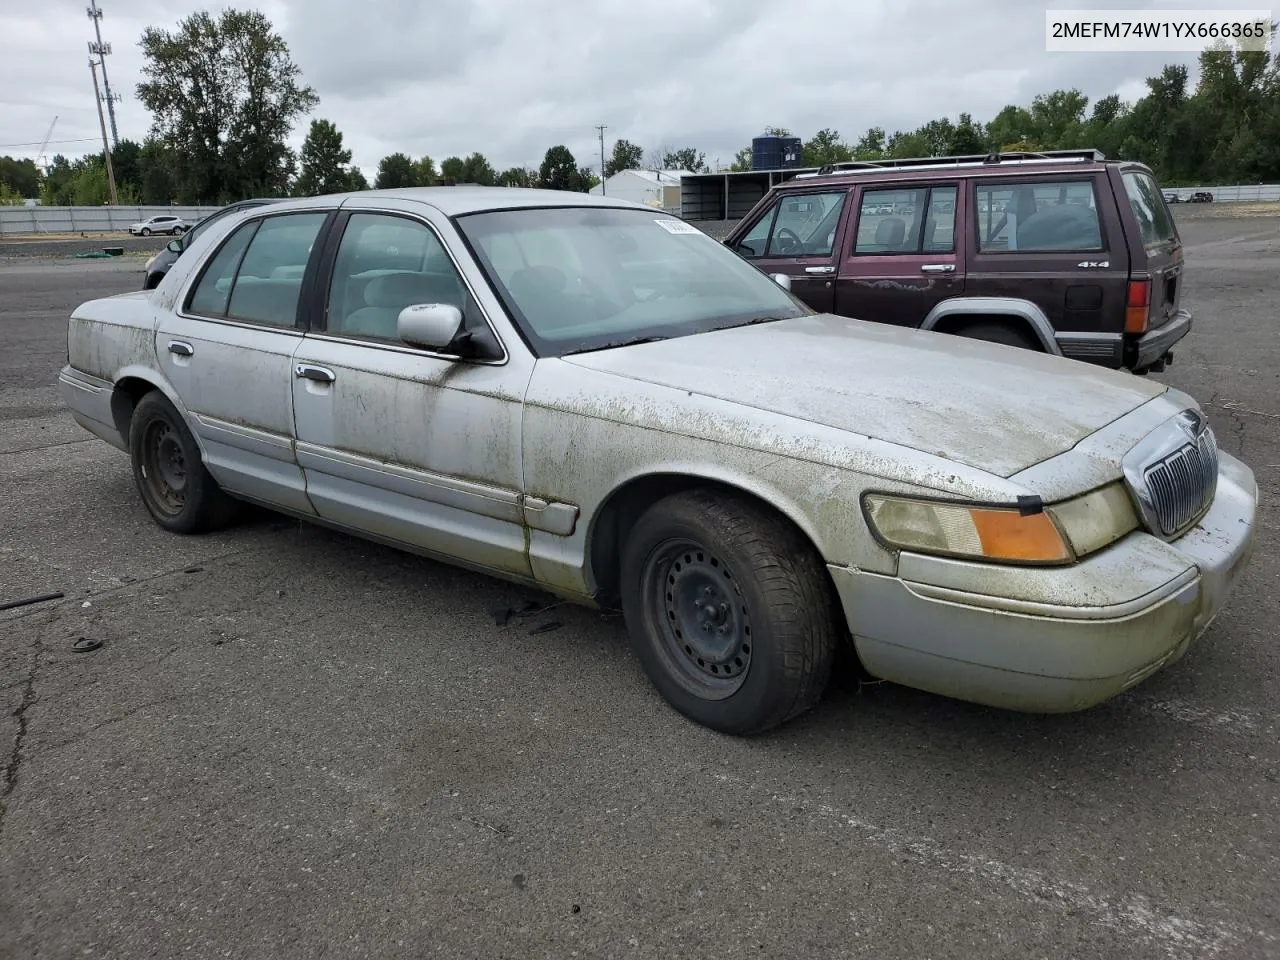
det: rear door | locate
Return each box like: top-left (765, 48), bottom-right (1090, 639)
top-left (728, 189), bottom-right (852, 312)
top-left (1115, 167), bottom-right (1184, 332)
top-left (833, 181), bottom-right (962, 325)
top-left (964, 174), bottom-right (1130, 360)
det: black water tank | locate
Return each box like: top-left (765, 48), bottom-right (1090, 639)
top-left (752, 135), bottom-right (803, 171)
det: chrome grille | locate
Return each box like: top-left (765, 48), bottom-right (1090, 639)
top-left (1141, 425), bottom-right (1218, 538)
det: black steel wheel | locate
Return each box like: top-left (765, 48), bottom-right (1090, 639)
top-left (128, 391), bottom-right (238, 534)
top-left (620, 489), bottom-right (839, 735)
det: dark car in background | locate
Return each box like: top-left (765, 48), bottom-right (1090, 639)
top-left (142, 198), bottom-right (276, 289)
top-left (725, 149), bottom-right (1190, 373)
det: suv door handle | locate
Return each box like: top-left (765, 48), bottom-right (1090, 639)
top-left (804, 266), bottom-right (836, 275)
top-left (920, 263), bottom-right (956, 274)
top-left (295, 364), bottom-right (335, 384)
top-left (167, 340), bottom-right (194, 357)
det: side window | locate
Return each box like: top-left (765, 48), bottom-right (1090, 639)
top-left (854, 186), bottom-right (959, 255)
top-left (1121, 172), bottom-right (1176, 248)
top-left (326, 213), bottom-right (469, 342)
top-left (187, 220), bottom-right (257, 317)
top-left (974, 180), bottom-right (1103, 253)
top-left (766, 192), bottom-right (847, 257)
top-left (226, 213), bottom-right (327, 326)
top-left (735, 208), bottom-right (776, 259)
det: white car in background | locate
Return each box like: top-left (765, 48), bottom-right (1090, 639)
top-left (128, 215), bottom-right (189, 237)
top-left (57, 187), bottom-right (1259, 736)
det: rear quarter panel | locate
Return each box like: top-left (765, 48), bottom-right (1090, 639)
top-left (68, 292), bottom-right (161, 384)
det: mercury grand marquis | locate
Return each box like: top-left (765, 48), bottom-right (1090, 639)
top-left (57, 187), bottom-right (1259, 734)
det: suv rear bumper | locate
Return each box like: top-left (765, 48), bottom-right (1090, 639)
top-left (1130, 308), bottom-right (1192, 370)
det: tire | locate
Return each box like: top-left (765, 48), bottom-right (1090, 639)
top-left (140, 227), bottom-right (151, 237)
top-left (128, 391), bottom-right (238, 534)
top-left (620, 489), bottom-right (839, 735)
top-left (955, 320), bottom-right (1041, 351)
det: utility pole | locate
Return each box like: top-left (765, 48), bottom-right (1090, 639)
top-left (86, 0), bottom-right (120, 148)
top-left (595, 124), bottom-right (607, 195)
top-left (89, 58), bottom-right (119, 205)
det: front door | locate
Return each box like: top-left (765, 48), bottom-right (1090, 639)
top-left (156, 209), bottom-right (331, 514)
top-left (729, 189), bottom-right (851, 312)
top-left (834, 182), bottom-right (963, 326)
top-left (289, 207), bottom-right (535, 579)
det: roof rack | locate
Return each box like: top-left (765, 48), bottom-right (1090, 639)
top-left (792, 148), bottom-right (1106, 179)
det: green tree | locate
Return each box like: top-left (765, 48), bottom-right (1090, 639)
top-left (137, 8), bottom-right (317, 203)
top-left (295, 118), bottom-right (356, 196)
top-left (539, 145), bottom-right (586, 191)
top-left (662, 146), bottom-right (708, 172)
top-left (415, 156), bottom-right (437, 185)
top-left (375, 152), bottom-right (419, 189)
top-left (439, 156), bottom-right (465, 183)
top-left (460, 152), bottom-right (496, 185)
top-left (728, 146), bottom-right (753, 171)
top-left (139, 138), bottom-right (177, 204)
top-left (802, 128), bottom-right (852, 167)
top-left (853, 127), bottom-right (886, 160)
top-left (948, 113), bottom-right (987, 154)
top-left (1029, 89), bottom-right (1089, 147)
top-left (348, 167), bottom-right (369, 191)
top-left (986, 105), bottom-right (1038, 151)
top-left (605, 138), bottom-right (644, 176)
top-left (497, 167), bottom-right (536, 187)
top-left (0, 156), bottom-right (41, 197)
top-left (886, 130), bottom-right (930, 159)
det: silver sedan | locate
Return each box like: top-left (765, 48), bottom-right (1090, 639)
top-left (58, 187), bottom-right (1259, 734)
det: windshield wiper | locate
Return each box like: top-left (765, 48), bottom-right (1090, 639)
top-left (562, 335), bottom-right (669, 356)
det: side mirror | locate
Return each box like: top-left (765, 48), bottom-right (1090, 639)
top-left (770, 273), bottom-right (792, 292)
top-left (167, 238), bottom-right (183, 253)
top-left (397, 303), bottom-right (465, 351)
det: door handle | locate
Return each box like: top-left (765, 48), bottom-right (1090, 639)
top-left (295, 364), bottom-right (335, 384)
top-left (167, 340), bottom-right (194, 357)
top-left (804, 266), bottom-right (836, 275)
top-left (920, 263), bottom-right (956, 274)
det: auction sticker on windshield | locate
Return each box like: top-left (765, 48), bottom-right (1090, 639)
top-left (654, 219), bottom-right (703, 235)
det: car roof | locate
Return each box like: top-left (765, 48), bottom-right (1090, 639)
top-left (239, 186), bottom-right (651, 218)
top-left (774, 156), bottom-right (1153, 193)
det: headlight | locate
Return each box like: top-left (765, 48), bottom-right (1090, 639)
top-left (863, 482), bottom-right (1138, 566)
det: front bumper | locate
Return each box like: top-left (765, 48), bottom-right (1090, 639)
top-left (1131, 308), bottom-right (1192, 370)
top-left (830, 450), bottom-right (1258, 712)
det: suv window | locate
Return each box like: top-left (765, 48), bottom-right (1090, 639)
top-left (737, 191), bottom-right (847, 258)
top-left (187, 212), bottom-right (325, 326)
top-left (853, 185), bottom-right (957, 254)
top-left (975, 180), bottom-right (1102, 253)
top-left (326, 213), bottom-right (471, 341)
top-left (1122, 171), bottom-right (1176, 248)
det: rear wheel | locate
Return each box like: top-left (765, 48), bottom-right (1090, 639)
top-left (954, 320), bottom-right (1041, 351)
top-left (620, 489), bottom-right (839, 735)
top-left (128, 391), bottom-right (238, 534)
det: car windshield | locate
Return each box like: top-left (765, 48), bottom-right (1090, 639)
top-left (454, 206), bottom-right (809, 356)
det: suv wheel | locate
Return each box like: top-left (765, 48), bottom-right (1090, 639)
top-left (140, 227), bottom-right (151, 237)
top-left (955, 321), bottom-right (1041, 351)
top-left (620, 489), bottom-right (838, 735)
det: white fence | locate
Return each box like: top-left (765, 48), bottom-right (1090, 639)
top-left (0, 205), bottom-right (222, 237)
top-left (1163, 184), bottom-right (1280, 203)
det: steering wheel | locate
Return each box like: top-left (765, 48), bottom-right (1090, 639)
top-left (772, 227), bottom-right (802, 255)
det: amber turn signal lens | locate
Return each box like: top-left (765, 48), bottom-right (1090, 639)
top-left (969, 508), bottom-right (1073, 563)
top-left (1125, 279), bottom-right (1151, 334)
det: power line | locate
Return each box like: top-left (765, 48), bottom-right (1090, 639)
top-left (0, 137), bottom-right (101, 150)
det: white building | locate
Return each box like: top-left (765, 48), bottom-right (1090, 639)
top-left (589, 169), bottom-right (692, 213)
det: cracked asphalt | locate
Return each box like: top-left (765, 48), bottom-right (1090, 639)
top-left (1, 217), bottom-right (1278, 960)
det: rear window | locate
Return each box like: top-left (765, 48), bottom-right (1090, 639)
top-left (1122, 171), bottom-right (1177, 248)
top-left (975, 179), bottom-right (1102, 253)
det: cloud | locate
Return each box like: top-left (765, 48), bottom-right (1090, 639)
top-left (0, 0), bottom-right (1206, 179)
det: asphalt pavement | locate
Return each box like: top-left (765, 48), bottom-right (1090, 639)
top-left (1, 219), bottom-right (1277, 960)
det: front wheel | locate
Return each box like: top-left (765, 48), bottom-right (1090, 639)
top-left (620, 489), bottom-right (839, 735)
top-left (128, 391), bottom-right (238, 534)
top-left (140, 227), bottom-right (152, 237)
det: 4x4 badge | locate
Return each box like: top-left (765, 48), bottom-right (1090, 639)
top-left (1077, 260), bottom-right (1110, 268)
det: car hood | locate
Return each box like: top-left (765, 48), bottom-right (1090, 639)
top-left (561, 313), bottom-right (1167, 477)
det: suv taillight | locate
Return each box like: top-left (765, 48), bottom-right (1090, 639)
top-left (1125, 280), bottom-right (1150, 334)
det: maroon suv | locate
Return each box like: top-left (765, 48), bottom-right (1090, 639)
top-left (724, 149), bottom-right (1189, 373)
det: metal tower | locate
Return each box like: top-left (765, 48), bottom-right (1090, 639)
top-left (86, 0), bottom-right (121, 147)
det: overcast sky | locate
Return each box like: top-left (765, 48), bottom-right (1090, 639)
top-left (1, 0), bottom-right (1214, 178)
